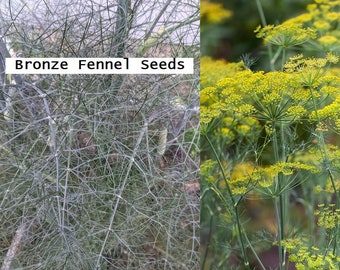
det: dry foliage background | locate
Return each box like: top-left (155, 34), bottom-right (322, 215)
top-left (0, 0), bottom-right (199, 269)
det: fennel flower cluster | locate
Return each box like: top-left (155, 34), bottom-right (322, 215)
top-left (201, 0), bottom-right (340, 268)
top-left (201, 52), bottom-right (340, 194)
top-left (281, 238), bottom-right (340, 269)
top-left (256, 0), bottom-right (340, 51)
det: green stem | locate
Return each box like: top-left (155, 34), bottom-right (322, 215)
top-left (204, 134), bottom-right (250, 270)
top-left (272, 122), bottom-right (286, 270)
top-left (244, 232), bottom-right (267, 270)
top-left (201, 215), bottom-right (213, 270)
top-left (270, 47), bottom-right (283, 68)
top-left (309, 87), bottom-right (339, 256)
top-left (204, 134), bottom-right (235, 206)
top-left (281, 48), bottom-right (286, 71)
top-left (255, 0), bottom-right (274, 70)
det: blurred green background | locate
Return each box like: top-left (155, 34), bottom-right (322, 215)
top-left (201, 0), bottom-right (311, 67)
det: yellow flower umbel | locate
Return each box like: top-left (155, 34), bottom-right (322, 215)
top-left (200, 2), bottom-right (340, 268)
top-left (255, 23), bottom-right (316, 48)
top-left (277, 0), bottom-right (340, 52)
top-left (200, 56), bottom-right (245, 89)
top-left (227, 162), bottom-right (255, 195)
top-left (314, 203), bottom-right (340, 230)
top-left (281, 238), bottom-right (340, 270)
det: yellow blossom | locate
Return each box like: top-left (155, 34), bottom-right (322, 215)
top-left (320, 85), bottom-right (339, 96)
top-left (282, 238), bottom-right (340, 269)
top-left (325, 11), bottom-right (340, 21)
top-left (262, 92), bottom-right (281, 105)
top-left (201, 86), bottom-right (217, 104)
top-left (325, 178), bottom-right (340, 193)
top-left (234, 104), bottom-right (256, 115)
top-left (201, 56), bottom-right (245, 89)
top-left (326, 52), bottom-right (339, 63)
top-left (220, 127), bottom-right (235, 142)
top-left (314, 204), bottom-right (340, 229)
top-left (236, 124), bottom-right (251, 136)
top-left (318, 35), bottom-right (338, 45)
top-left (201, 1), bottom-right (232, 24)
top-left (291, 88), bottom-right (312, 101)
top-left (255, 23), bottom-right (316, 48)
top-left (286, 105), bottom-right (307, 118)
top-left (313, 20), bottom-right (330, 30)
top-left (230, 163), bottom-right (254, 182)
